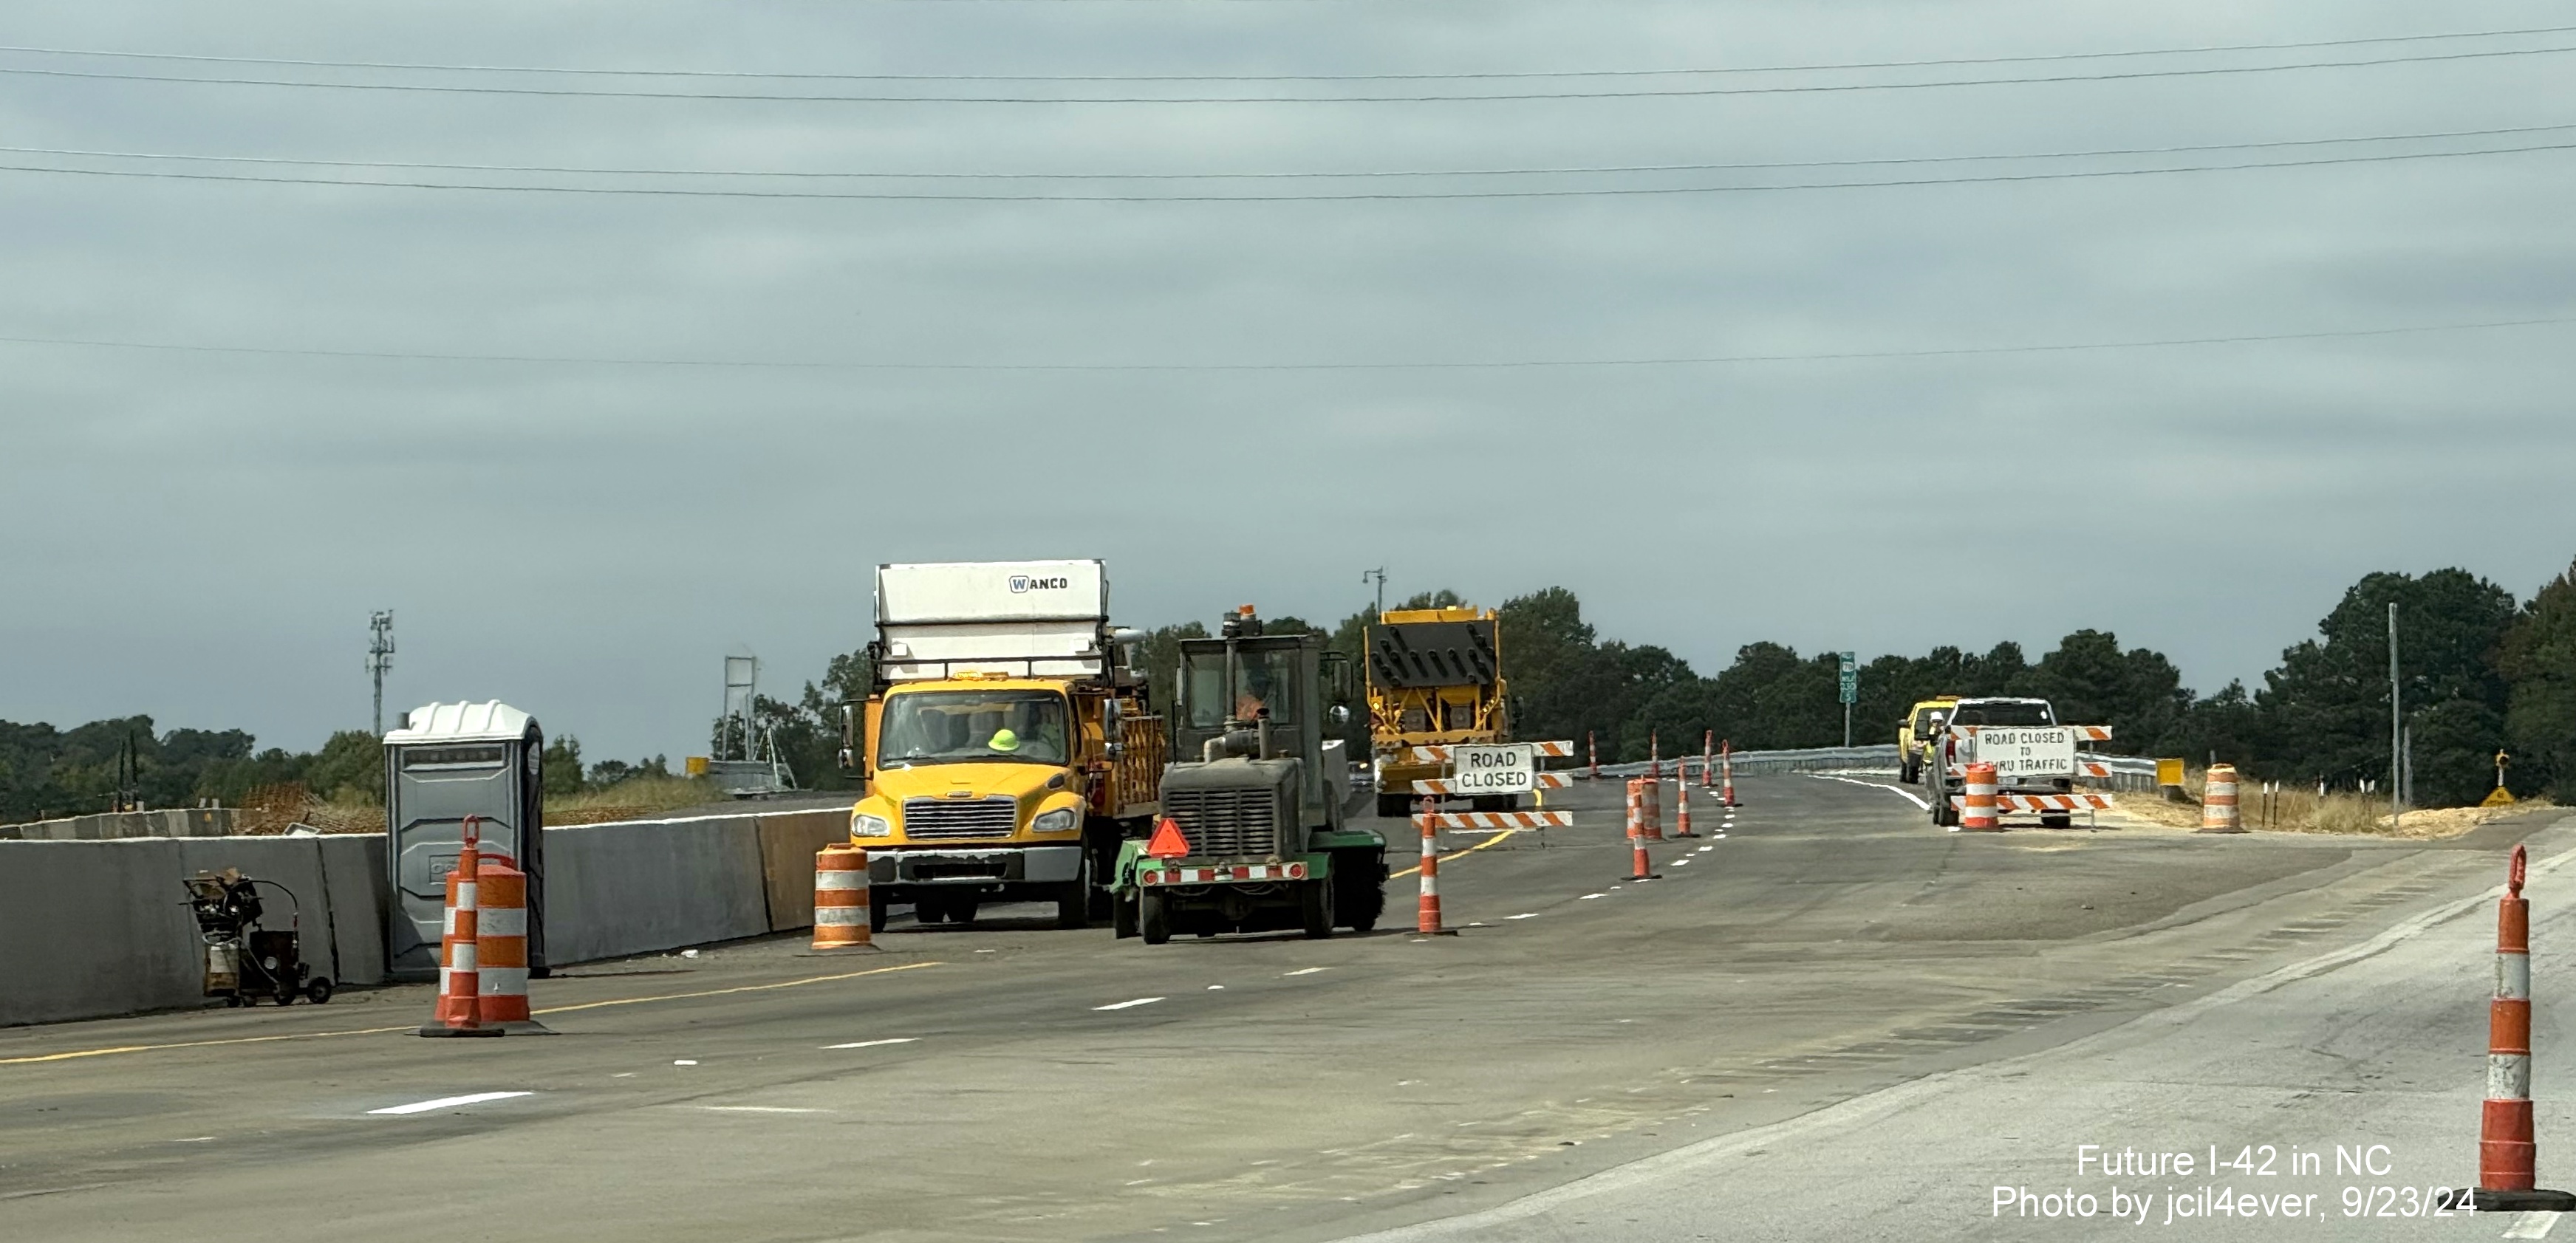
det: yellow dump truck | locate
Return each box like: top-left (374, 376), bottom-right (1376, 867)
top-left (840, 560), bottom-right (1164, 931)
top-left (1366, 606), bottom-right (1511, 817)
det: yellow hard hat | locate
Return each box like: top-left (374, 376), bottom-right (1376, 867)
top-left (987, 728), bottom-right (1020, 753)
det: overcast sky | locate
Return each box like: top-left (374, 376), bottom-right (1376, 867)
top-left (4, 1), bottom-right (2572, 763)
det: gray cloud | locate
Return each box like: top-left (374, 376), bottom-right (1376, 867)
top-left (4, 1), bottom-right (2572, 761)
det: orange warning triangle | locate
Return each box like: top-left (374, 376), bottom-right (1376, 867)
top-left (1146, 816), bottom-right (1192, 859)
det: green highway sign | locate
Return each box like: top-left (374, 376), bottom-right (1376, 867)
top-left (1837, 651), bottom-right (1858, 705)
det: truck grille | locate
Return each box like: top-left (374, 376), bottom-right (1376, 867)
top-left (1163, 788), bottom-right (1280, 859)
top-left (902, 796), bottom-right (1019, 840)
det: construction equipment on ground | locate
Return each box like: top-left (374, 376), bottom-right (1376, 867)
top-left (1367, 605), bottom-right (1512, 817)
top-left (185, 869), bottom-right (334, 1007)
top-left (1112, 606), bottom-right (1387, 944)
top-left (841, 561), bottom-right (1166, 931)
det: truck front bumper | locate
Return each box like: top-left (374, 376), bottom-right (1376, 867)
top-left (868, 845), bottom-right (1082, 887)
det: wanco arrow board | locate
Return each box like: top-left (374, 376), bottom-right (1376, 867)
top-left (1447, 743), bottom-right (1536, 795)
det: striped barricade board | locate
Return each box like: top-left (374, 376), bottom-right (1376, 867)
top-left (1945, 792), bottom-right (2115, 812)
top-left (1135, 861), bottom-right (1313, 887)
top-left (1409, 772), bottom-right (1575, 795)
top-left (1412, 810), bottom-right (1575, 834)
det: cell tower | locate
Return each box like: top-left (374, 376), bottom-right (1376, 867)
top-left (367, 610), bottom-right (397, 736)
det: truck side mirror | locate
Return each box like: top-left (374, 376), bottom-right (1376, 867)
top-left (1328, 704), bottom-right (1350, 729)
top-left (838, 705), bottom-right (863, 775)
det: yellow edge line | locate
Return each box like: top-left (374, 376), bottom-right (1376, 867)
top-left (1391, 830), bottom-right (1516, 880)
top-left (2, 959), bottom-right (946, 1066)
top-left (533, 959), bottom-right (943, 1016)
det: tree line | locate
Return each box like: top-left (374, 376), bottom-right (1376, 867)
top-left (8, 558), bottom-right (2570, 823)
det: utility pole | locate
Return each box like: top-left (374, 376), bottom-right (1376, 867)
top-left (367, 610), bottom-right (397, 736)
top-left (2388, 601), bottom-right (2402, 831)
top-left (1362, 566), bottom-right (1387, 618)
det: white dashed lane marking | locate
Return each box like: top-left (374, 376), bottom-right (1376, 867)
top-left (367, 1091), bottom-right (533, 1116)
top-left (1095, 997), bottom-right (1165, 1011)
top-left (821, 1038), bottom-right (917, 1050)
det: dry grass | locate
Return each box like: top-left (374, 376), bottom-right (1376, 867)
top-left (544, 774), bottom-right (724, 825)
top-left (2110, 773), bottom-right (2552, 840)
top-left (231, 774), bottom-right (731, 834)
top-left (233, 783), bottom-right (385, 835)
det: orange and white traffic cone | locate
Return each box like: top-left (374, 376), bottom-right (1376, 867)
top-left (1673, 776), bottom-right (1697, 838)
top-left (1588, 731), bottom-right (1599, 780)
top-left (420, 817), bottom-right (500, 1038)
top-left (2476, 846), bottom-right (2575, 1211)
top-left (1650, 732), bottom-right (1661, 781)
top-left (1960, 762), bottom-right (2001, 832)
top-left (1626, 782), bottom-right (1656, 880)
top-left (1721, 739), bottom-right (1738, 807)
top-left (472, 853), bottom-right (553, 1034)
top-left (813, 845), bottom-right (873, 949)
top-left (1702, 731), bottom-right (1715, 790)
top-left (1415, 797), bottom-right (1455, 935)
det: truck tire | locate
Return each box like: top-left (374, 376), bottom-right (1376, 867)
top-left (868, 899), bottom-right (889, 934)
top-left (2042, 812), bottom-right (2072, 829)
top-left (1336, 855), bottom-right (1386, 933)
top-left (1055, 855), bottom-right (1093, 930)
top-left (1113, 891), bottom-right (1138, 939)
top-left (1300, 878), bottom-right (1335, 940)
top-left (950, 897), bottom-right (980, 926)
top-left (1139, 892), bottom-right (1170, 945)
top-left (915, 896), bottom-right (947, 925)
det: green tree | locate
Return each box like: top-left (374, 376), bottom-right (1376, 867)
top-left (540, 735), bottom-right (587, 797)
top-left (2258, 568), bottom-right (2516, 800)
top-left (2501, 561), bottom-right (2576, 799)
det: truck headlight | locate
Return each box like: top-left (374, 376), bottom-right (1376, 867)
top-left (1031, 807), bottom-right (1078, 833)
top-left (852, 813), bottom-right (892, 838)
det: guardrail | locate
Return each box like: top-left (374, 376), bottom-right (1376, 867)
top-left (2077, 753), bottom-right (2165, 792)
top-left (1594, 744), bottom-right (1902, 776)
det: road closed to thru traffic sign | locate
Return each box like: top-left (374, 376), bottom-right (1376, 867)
top-left (1963, 727), bottom-right (2075, 779)
top-left (1449, 742), bottom-right (1536, 796)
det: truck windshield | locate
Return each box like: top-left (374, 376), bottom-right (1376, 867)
top-left (878, 691), bottom-right (1070, 766)
top-left (1183, 649), bottom-right (1301, 731)
top-left (1951, 702), bottom-right (2054, 727)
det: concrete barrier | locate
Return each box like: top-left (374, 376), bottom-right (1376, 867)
top-left (0, 834), bottom-right (391, 1028)
top-left (1, 808), bottom-right (234, 840)
top-left (756, 809), bottom-right (852, 933)
top-left (540, 815), bottom-right (772, 965)
top-left (1, 804), bottom-right (855, 1029)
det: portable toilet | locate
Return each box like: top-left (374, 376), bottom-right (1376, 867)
top-left (381, 701), bottom-right (547, 981)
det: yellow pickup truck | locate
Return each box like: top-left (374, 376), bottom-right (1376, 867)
top-left (1897, 696), bottom-right (1958, 784)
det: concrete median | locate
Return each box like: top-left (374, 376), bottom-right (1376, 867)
top-left (2, 804), bottom-right (853, 1029)
top-left (539, 814), bottom-right (772, 965)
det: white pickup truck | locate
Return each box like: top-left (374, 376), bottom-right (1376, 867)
top-left (1929, 696), bottom-right (2086, 828)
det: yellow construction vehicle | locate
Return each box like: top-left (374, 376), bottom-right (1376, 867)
top-left (839, 561), bottom-right (1165, 931)
top-left (1897, 695), bottom-right (1959, 784)
top-left (1366, 606), bottom-right (1511, 817)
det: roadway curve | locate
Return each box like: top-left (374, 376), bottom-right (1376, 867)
top-left (1, 775), bottom-right (2559, 1242)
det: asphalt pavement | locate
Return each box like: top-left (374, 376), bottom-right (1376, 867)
top-left (1, 773), bottom-right (2561, 1243)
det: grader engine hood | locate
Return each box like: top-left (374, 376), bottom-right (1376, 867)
top-left (1159, 757), bottom-right (1302, 860)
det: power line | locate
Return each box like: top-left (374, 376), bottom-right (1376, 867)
top-left (4, 22), bottom-right (2571, 83)
top-left (0, 315), bottom-right (2566, 373)
top-left (4, 137), bottom-right (2570, 200)
top-left (3, 41), bottom-right (2572, 103)
top-left (11, 120), bottom-right (2574, 182)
